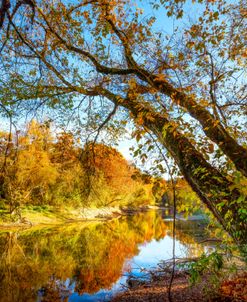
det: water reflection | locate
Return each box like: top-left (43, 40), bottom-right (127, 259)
top-left (0, 210), bottom-right (209, 302)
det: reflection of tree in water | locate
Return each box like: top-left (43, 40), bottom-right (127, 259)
top-left (166, 219), bottom-right (209, 257)
top-left (0, 211), bottom-right (207, 302)
top-left (73, 211), bottom-right (167, 294)
top-left (0, 232), bottom-right (37, 302)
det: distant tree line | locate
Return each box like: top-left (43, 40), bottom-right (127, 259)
top-left (0, 121), bottom-right (166, 213)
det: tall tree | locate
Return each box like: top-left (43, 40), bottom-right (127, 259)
top-left (0, 0), bottom-right (246, 244)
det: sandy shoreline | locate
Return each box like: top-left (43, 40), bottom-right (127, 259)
top-left (0, 205), bottom-right (160, 231)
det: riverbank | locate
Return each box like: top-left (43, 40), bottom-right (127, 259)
top-left (0, 204), bottom-right (159, 230)
top-left (0, 208), bottom-right (244, 302)
top-left (111, 270), bottom-right (247, 302)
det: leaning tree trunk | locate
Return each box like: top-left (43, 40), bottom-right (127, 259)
top-left (104, 89), bottom-right (247, 246)
top-left (134, 71), bottom-right (247, 177)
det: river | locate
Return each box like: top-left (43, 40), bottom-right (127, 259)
top-left (0, 209), bottom-right (213, 302)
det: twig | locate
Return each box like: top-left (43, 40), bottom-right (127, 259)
top-left (146, 131), bottom-right (177, 302)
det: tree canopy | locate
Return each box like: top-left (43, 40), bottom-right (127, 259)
top-left (0, 0), bottom-right (246, 245)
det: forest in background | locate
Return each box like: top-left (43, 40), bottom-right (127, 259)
top-left (0, 120), bottom-right (169, 215)
top-left (0, 120), bottom-right (202, 222)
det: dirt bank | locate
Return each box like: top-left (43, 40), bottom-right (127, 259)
top-left (111, 271), bottom-right (247, 302)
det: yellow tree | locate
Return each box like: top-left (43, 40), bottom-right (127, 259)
top-left (12, 121), bottom-right (58, 205)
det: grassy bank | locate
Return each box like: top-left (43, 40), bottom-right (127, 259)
top-left (0, 204), bottom-right (158, 230)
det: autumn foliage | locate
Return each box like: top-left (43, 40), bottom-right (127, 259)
top-left (0, 121), bottom-right (162, 211)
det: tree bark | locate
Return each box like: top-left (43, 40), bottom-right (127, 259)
top-left (134, 73), bottom-right (247, 178)
top-left (102, 89), bottom-right (247, 245)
